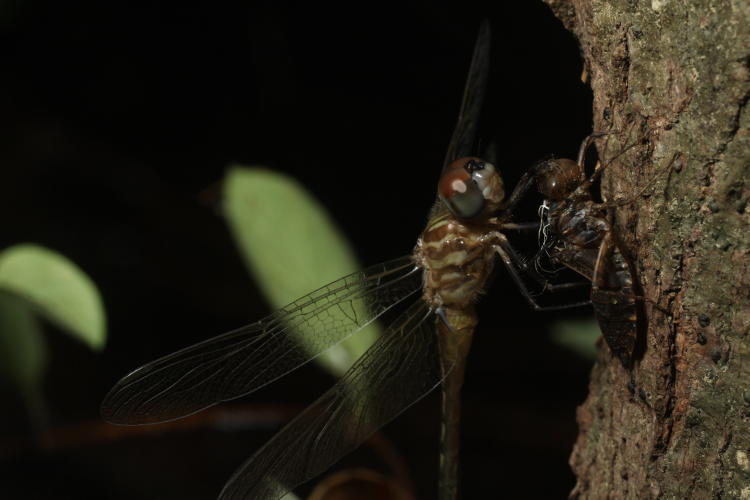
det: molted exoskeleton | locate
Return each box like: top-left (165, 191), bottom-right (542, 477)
top-left (534, 158), bottom-right (585, 201)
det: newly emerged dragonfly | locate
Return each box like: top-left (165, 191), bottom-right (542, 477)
top-left (102, 22), bottom-right (556, 500)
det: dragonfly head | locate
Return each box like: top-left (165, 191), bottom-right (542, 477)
top-left (438, 157), bottom-right (505, 219)
top-left (534, 158), bottom-right (585, 201)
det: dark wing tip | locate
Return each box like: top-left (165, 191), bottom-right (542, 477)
top-left (441, 21), bottom-right (492, 173)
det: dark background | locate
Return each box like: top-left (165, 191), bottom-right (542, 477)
top-left (0, 1), bottom-right (595, 498)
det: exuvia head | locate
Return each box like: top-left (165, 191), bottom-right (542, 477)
top-left (534, 158), bottom-right (585, 201)
top-left (438, 157), bottom-right (505, 219)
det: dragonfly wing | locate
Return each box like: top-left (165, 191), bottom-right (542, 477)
top-left (101, 256), bottom-right (422, 425)
top-left (218, 299), bottom-right (452, 500)
top-left (441, 20), bottom-right (491, 173)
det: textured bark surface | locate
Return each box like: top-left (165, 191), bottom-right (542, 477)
top-left (542, 1), bottom-right (750, 498)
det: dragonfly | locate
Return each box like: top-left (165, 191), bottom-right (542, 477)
top-left (101, 22), bottom-right (561, 500)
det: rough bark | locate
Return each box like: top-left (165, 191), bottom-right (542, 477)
top-left (541, 1), bottom-right (750, 498)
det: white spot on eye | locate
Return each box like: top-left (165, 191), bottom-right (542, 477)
top-left (451, 179), bottom-right (467, 193)
top-left (473, 166), bottom-right (492, 182)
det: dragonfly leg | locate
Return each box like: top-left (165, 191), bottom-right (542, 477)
top-left (595, 151), bottom-right (679, 210)
top-left (496, 221), bottom-right (539, 232)
top-left (493, 237), bottom-right (591, 312)
top-left (499, 170), bottom-right (538, 215)
top-left (540, 280), bottom-right (591, 293)
top-left (579, 122), bottom-right (654, 197)
top-left (497, 234), bottom-right (590, 294)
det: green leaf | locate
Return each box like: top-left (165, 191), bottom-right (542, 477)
top-left (223, 166), bottom-right (380, 377)
top-left (548, 317), bottom-right (601, 360)
top-left (0, 244), bottom-right (106, 350)
top-left (0, 292), bottom-right (47, 399)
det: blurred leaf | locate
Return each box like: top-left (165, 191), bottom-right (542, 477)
top-left (0, 292), bottom-right (47, 403)
top-left (223, 166), bottom-right (380, 377)
top-left (0, 244), bottom-right (106, 350)
top-left (548, 317), bottom-right (600, 360)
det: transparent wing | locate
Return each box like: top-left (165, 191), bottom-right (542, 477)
top-left (218, 299), bottom-right (451, 500)
top-left (101, 256), bottom-right (422, 425)
top-left (441, 20), bottom-right (491, 173)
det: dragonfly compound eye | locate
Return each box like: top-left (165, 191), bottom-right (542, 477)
top-left (439, 157), bottom-right (503, 219)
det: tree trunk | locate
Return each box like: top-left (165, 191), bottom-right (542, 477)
top-left (541, 0), bottom-right (750, 498)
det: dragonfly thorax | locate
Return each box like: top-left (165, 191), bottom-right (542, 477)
top-left (415, 213), bottom-right (497, 310)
